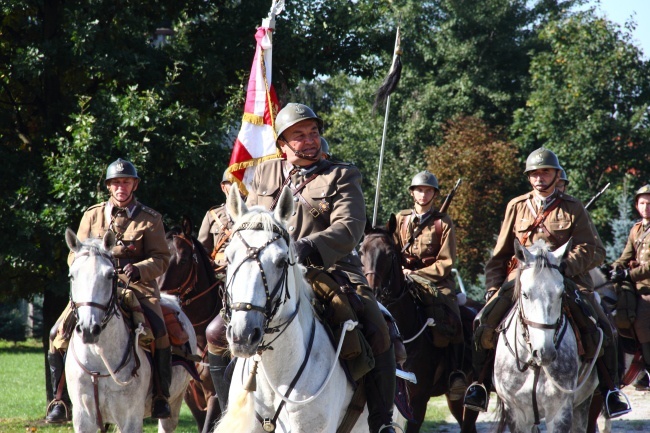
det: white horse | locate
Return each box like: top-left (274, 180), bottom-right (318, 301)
top-left (65, 228), bottom-right (197, 433)
top-left (494, 239), bottom-right (599, 433)
top-left (214, 186), bottom-right (369, 433)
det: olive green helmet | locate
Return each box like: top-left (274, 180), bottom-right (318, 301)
top-left (634, 185), bottom-right (650, 202)
top-left (558, 167), bottom-right (569, 185)
top-left (221, 169), bottom-right (230, 183)
top-left (275, 103), bottom-right (324, 138)
top-left (409, 171), bottom-right (439, 192)
top-left (524, 147), bottom-right (562, 174)
top-left (320, 137), bottom-right (330, 156)
top-left (105, 158), bottom-right (139, 184)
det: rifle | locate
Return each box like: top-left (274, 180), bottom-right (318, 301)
top-left (440, 178), bottom-right (462, 214)
top-left (401, 178), bottom-right (462, 253)
top-left (584, 182), bottom-right (610, 210)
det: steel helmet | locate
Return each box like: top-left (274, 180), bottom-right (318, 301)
top-left (105, 158), bottom-right (139, 184)
top-left (320, 137), bottom-right (330, 156)
top-left (274, 103), bottom-right (324, 138)
top-left (221, 169), bottom-right (231, 183)
top-left (524, 147), bottom-right (562, 174)
top-left (558, 168), bottom-right (569, 185)
top-left (409, 171), bottom-right (439, 192)
top-left (635, 185), bottom-right (650, 202)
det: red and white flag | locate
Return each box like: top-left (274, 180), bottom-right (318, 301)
top-left (227, 22), bottom-right (281, 195)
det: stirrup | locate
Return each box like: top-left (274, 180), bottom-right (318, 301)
top-left (378, 422), bottom-right (404, 433)
top-left (448, 370), bottom-right (468, 401)
top-left (45, 399), bottom-right (71, 423)
top-left (463, 381), bottom-right (489, 412)
top-left (604, 388), bottom-right (632, 419)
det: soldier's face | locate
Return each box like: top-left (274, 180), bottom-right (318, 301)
top-left (528, 168), bottom-right (558, 195)
top-left (637, 195), bottom-right (650, 220)
top-left (280, 120), bottom-right (321, 165)
top-left (410, 186), bottom-right (437, 207)
top-left (108, 177), bottom-right (138, 205)
top-left (556, 180), bottom-right (566, 193)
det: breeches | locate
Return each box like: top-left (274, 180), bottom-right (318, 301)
top-left (355, 284), bottom-right (392, 356)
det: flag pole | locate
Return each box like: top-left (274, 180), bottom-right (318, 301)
top-left (372, 25), bottom-right (402, 227)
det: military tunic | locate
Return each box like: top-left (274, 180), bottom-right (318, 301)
top-left (247, 157), bottom-right (391, 354)
top-left (485, 190), bottom-right (598, 293)
top-left (198, 204), bottom-right (232, 267)
top-left (394, 209), bottom-right (457, 292)
top-left (613, 221), bottom-right (650, 342)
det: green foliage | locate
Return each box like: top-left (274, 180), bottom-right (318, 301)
top-left (427, 117), bottom-right (523, 284)
top-left (606, 177), bottom-right (637, 262)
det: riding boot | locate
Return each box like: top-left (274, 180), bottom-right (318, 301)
top-left (464, 346), bottom-right (491, 412)
top-left (152, 347), bottom-right (172, 419)
top-left (45, 350), bottom-right (72, 423)
top-left (636, 342), bottom-right (650, 390)
top-left (448, 342), bottom-right (467, 401)
top-left (365, 347), bottom-right (397, 433)
top-left (208, 351), bottom-right (232, 412)
top-left (597, 351), bottom-right (631, 419)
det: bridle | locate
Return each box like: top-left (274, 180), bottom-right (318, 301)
top-left (362, 232), bottom-right (404, 304)
top-left (225, 221), bottom-right (299, 353)
top-left (69, 249), bottom-right (120, 330)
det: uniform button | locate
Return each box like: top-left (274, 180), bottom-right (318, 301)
top-left (291, 211), bottom-right (296, 216)
top-left (321, 192), bottom-right (325, 197)
top-left (289, 226), bottom-right (295, 231)
top-left (262, 190), bottom-right (267, 195)
top-left (293, 197), bottom-right (299, 202)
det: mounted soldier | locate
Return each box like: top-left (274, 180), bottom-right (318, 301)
top-left (198, 170), bottom-right (234, 269)
top-left (46, 158), bottom-right (173, 423)
top-left (610, 185), bottom-right (650, 390)
top-left (463, 148), bottom-right (631, 418)
top-left (393, 170), bottom-right (466, 399)
top-left (209, 102), bottom-right (398, 433)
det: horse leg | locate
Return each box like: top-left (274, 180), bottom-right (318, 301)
top-left (586, 392), bottom-right (602, 433)
top-left (158, 392), bottom-right (184, 433)
top-left (201, 396), bottom-right (223, 433)
top-left (445, 395), bottom-right (464, 426)
top-left (404, 390), bottom-right (427, 433)
top-left (460, 406), bottom-right (479, 433)
top-left (572, 393), bottom-right (595, 433)
top-left (183, 385), bottom-right (206, 431)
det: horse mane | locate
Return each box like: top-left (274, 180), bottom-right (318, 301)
top-left (513, 240), bottom-right (554, 300)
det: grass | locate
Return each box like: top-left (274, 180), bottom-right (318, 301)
top-left (0, 339), bottom-right (454, 433)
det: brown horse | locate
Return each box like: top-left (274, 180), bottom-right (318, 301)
top-left (360, 216), bottom-right (480, 433)
top-left (156, 217), bottom-right (224, 433)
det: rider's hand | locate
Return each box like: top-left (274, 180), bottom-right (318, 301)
top-left (294, 239), bottom-right (324, 267)
top-left (609, 268), bottom-right (630, 284)
top-left (123, 264), bottom-right (141, 282)
top-left (402, 268), bottom-right (413, 276)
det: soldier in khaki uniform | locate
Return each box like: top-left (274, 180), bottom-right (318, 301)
top-left (393, 170), bottom-right (466, 398)
top-left (45, 158), bottom-right (173, 423)
top-left (198, 170), bottom-right (234, 268)
top-left (463, 148), bottom-right (630, 418)
top-left (611, 185), bottom-right (650, 390)
top-left (244, 103), bottom-right (396, 433)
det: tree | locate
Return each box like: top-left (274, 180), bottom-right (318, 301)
top-left (606, 177), bottom-right (637, 263)
top-left (426, 117), bottom-right (523, 286)
top-left (512, 10), bottom-right (650, 215)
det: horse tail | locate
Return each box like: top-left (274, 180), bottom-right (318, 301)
top-left (494, 396), bottom-right (508, 433)
top-left (213, 388), bottom-right (255, 433)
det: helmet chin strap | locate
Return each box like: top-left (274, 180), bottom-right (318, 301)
top-left (281, 138), bottom-right (321, 162)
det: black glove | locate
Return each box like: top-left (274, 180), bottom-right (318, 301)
top-left (559, 262), bottom-right (567, 276)
top-left (294, 239), bottom-right (324, 267)
top-left (123, 263), bottom-right (141, 282)
top-left (609, 268), bottom-right (630, 283)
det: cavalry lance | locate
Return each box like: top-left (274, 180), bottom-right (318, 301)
top-left (584, 182), bottom-right (611, 210)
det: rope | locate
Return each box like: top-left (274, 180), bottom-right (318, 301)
top-left (402, 318), bottom-right (435, 343)
top-left (258, 319), bottom-right (358, 406)
top-left (542, 327), bottom-right (603, 394)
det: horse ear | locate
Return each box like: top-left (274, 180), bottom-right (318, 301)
top-left (103, 230), bottom-right (116, 251)
top-left (227, 183), bottom-right (247, 222)
top-left (552, 238), bottom-right (573, 263)
top-left (274, 186), bottom-right (294, 223)
top-left (65, 228), bottom-right (82, 253)
top-left (513, 237), bottom-right (534, 264)
top-left (181, 215), bottom-right (193, 238)
top-left (387, 213), bottom-right (397, 235)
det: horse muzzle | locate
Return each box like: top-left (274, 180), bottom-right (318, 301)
top-left (76, 321), bottom-right (102, 344)
top-left (226, 312), bottom-right (265, 358)
top-left (531, 346), bottom-right (557, 366)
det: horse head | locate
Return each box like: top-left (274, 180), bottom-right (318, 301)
top-left (65, 228), bottom-right (118, 344)
top-left (514, 238), bottom-right (572, 366)
top-left (360, 214), bottom-right (403, 304)
top-left (157, 216), bottom-right (197, 295)
top-left (224, 186), bottom-right (298, 358)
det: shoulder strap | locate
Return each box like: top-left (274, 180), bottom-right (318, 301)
top-left (210, 209), bottom-right (225, 230)
top-left (400, 211), bottom-right (439, 253)
top-left (520, 197), bottom-right (563, 246)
